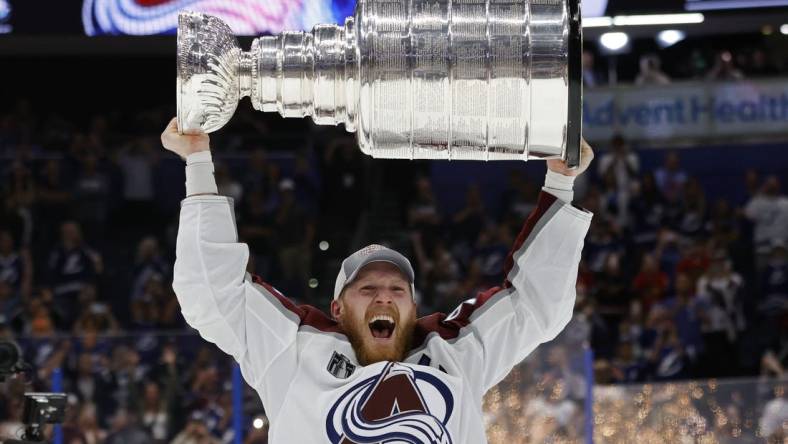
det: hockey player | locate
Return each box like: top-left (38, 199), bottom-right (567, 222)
top-left (162, 118), bottom-right (594, 443)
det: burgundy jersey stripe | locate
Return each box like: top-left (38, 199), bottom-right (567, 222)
top-left (502, 191), bottom-right (557, 289)
top-left (251, 274), bottom-right (343, 334)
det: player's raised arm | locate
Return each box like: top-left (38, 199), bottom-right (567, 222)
top-left (445, 141), bottom-right (594, 392)
top-left (163, 118), bottom-right (299, 417)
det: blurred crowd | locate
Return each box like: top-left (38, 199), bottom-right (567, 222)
top-left (582, 47), bottom-right (786, 87)
top-left (0, 84), bottom-right (787, 443)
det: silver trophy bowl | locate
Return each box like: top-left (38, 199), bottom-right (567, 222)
top-left (177, 0), bottom-right (582, 165)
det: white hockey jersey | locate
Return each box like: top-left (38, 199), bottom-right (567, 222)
top-left (172, 190), bottom-right (592, 443)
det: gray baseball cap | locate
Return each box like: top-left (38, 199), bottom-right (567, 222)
top-left (333, 244), bottom-right (415, 300)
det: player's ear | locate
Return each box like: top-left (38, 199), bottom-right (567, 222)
top-left (330, 299), bottom-right (342, 320)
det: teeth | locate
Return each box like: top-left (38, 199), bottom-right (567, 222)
top-left (369, 314), bottom-right (395, 325)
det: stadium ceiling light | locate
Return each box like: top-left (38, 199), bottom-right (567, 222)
top-left (657, 29), bottom-right (687, 47)
top-left (583, 17), bottom-right (613, 28)
top-left (612, 13), bottom-right (705, 26)
top-left (599, 32), bottom-right (629, 52)
top-left (781, 24), bottom-right (788, 35)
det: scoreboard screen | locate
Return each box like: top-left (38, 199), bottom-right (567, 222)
top-left (3, 0), bottom-right (608, 36)
top-left (686, 0), bottom-right (788, 10)
top-left (2, 0), bottom-right (355, 35)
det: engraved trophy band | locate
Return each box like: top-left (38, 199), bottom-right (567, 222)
top-left (177, 0), bottom-right (582, 165)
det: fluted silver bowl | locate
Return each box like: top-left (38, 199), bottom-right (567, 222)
top-left (177, 12), bottom-right (245, 134)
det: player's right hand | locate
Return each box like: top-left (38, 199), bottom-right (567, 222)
top-left (161, 117), bottom-right (210, 160)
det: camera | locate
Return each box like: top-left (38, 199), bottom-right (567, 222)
top-left (0, 339), bottom-right (23, 382)
top-left (1, 340), bottom-right (67, 443)
top-left (4, 393), bottom-right (68, 444)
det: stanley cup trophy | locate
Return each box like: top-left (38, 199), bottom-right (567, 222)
top-left (177, 0), bottom-right (582, 166)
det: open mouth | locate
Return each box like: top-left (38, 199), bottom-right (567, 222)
top-left (368, 314), bottom-right (396, 340)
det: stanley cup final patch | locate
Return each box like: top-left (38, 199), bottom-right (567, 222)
top-left (327, 351), bottom-right (356, 379)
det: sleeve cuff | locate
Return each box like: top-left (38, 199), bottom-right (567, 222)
top-left (186, 150), bottom-right (213, 165)
top-left (542, 169), bottom-right (576, 203)
top-left (185, 151), bottom-right (218, 196)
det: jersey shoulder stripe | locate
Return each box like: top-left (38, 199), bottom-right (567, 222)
top-left (250, 274), bottom-right (343, 334)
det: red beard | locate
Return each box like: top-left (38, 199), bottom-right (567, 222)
top-left (338, 302), bottom-right (416, 366)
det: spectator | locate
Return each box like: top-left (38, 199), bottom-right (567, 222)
top-left (76, 403), bottom-right (109, 444)
top-left (597, 135), bottom-right (639, 194)
top-left (148, 344), bottom-right (185, 440)
top-left (657, 272), bottom-right (705, 369)
top-left (128, 275), bottom-right (174, 367)
top-left (170, 411), bottom-right (221, 444)
top-left (706, 50), bottom-right (745, 81)
top-left (72, 152), bottom-right (111, 241)
top-left (412, 235), bottom-right (463, 312)
top-left (675, 238), bottom-right (711, 284)
top-left (757, 242), bottom-right (788, 353)
top-left (654, 151), bottom-right (688, 203)
top-left (760, 241), bottom-right (788, 307)
top-left (408, 176), bottom-right (442, 243)
top-left (138, 381), bottom-right (172, 443)
top-left (629, 173), bottom-right (667, 249)
top-left (115, 138), bottom-right (160, 239)
top-left (104, 408), bottom-right (152, 444)
top-left (451, 184), bottom-right (488, 247)
top-left (3, 161), bottom-right (36, 247)
top-left (584, 218), bottom-right (624, 273)
top-left (34, 159), bottom-right (73, 247)
top-left (130, 236), bottom-right (170, 302)
top-left (610, 340), bottom-right (645, 382)
top-left (582, 50), bottom-right (604, 87)
top-left (47, 221), bottom-right (102, 329)
top-left (597, 135), bottom-right (639, 226)
top-left (0, 281), bottom-right (22, 330)
top-left (635, 54), bottom-right (671, 86)
top-left (67, 353), bottom-right (115, 413)
top-left (472, 224), bottom-right (512, 287)
top-left (744, 176), bottom-right (788, 270)
top-left (0, 188), bottom-right (28, 250)
top-left (706, 198), bottom-right (739, 252)
top-left (0, 230), bottom-right (32, 299)
top-left (18, 294), bottom-right (71, 384)
top-left (646, 317), bottom-right (692, 381)
top-left (0, 393), bottom-right (24, 442)
top-left (108, 346), bottom-right (146, 414)
top-left (632, 253), bottom-right (669, 312)
top-left (72, 289), bottom-right (121, 337)
top-left (594, 253), bottom-right (630, 333)
top-left (675, 178), bottom-right (707, 238)
top-left (696, 251), bottom-right (746, 377)
top-left (746, 49), bottom-right (779, 77)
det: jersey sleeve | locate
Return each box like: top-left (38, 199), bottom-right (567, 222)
top-left (172, 195), bottom-right (300, 419)
top-left (439, 191), bottom-right (592, 392)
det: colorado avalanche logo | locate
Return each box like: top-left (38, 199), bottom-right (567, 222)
top-left (326, 363), bottom-right (454, 444)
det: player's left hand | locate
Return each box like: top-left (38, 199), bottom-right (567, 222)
top-left (547, 138), bottom-right (594, 177)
